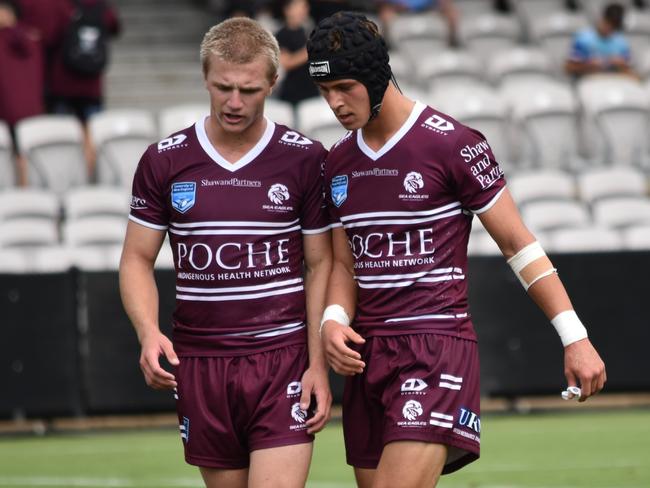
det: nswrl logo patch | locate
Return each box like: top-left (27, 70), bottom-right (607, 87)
top-left (171, 182), bottom-right (196, 213)
top-left (331, 175), bottom-right (348, 207)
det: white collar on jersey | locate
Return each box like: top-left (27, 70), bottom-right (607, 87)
top-left (356, 101), bottom-right (426, 161)
top-left (195, 115), bottom-right (276, 172)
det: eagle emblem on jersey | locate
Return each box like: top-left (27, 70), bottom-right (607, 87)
top-left (402, 400), bottom-right (423, 421)
top-left (331, 175), bottom-right (348, 207)
top-left (403, 172), bottom-right (424, 194)
top-left (291, 403), bottom-right (308, 423)
top-left (171, 182), bottom-right (196, 213)
top-left (268, 183), bottom-right (290, 205)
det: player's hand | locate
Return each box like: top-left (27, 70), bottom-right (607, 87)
top-left (300, 366), bottom-right (332, 434)
top-left (321, 320), bottom-right (365, 376)
top-left (139, 331), bottom-right (179, 390)
top-left (563, 338), bottom-right (606, 402)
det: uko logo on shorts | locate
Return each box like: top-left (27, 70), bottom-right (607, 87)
top-left (286, 381), bottom-right (302, 397)
top-left (180, 416), bottom-right (190, 443)
top-left (171, 182), bottom-right (196, 213)
top-left (401, 378), bottom-right (428, 394)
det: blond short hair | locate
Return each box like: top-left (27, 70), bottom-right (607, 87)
top-left (200, 17), bottom-right (280, 80)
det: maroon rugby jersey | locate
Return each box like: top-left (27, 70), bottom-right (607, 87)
top-left (325, 102), bottom-right (506, 340)
top-left (129, 117), bottom-right (329, 356)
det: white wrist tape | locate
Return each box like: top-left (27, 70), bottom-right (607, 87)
top-left (551, 310), bottom-right (588, 347)
top-left (319, 304), bottom-right (350, 334)
top-left (507, 241), bottom-right (557, 291)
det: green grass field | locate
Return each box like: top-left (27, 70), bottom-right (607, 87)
top-left (0, 409), bottom-right (648, 488)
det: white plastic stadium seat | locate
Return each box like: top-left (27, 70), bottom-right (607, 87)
top-left (30, 246), bottom-right (74, 273)
top-left (265, 98), bottom-right (295, 127)
top-left (459, 14), bottom-right (522, 61)
top-left (502, 79), bottom-right (582, 169)
top-left (389, 52), bottom-right (417, 89)
top-left (0, 218), bottom-right (59, 248)
top-left (63, 186), bottom-right (130, 220)
top-left (545, 226), bottom-right (623, 253)
top-left (159, 103), bottom-right (209, 137)
top-left (0, 188), bottom-right (60, 222)
top-left (90, 109), bottom-right (157, 187)
top-left (520, 200), bottom-right (591, 232)
top-left (416, 49), bottom-right (484, 93)
top-left (455, 0), bottom-right (496, 17)
top-left (63, 216), bottom-right (127, 247)
top-left (15, 115), bottom-right (87, 194)
top-left (527, 11), bottom-right (589, 74)
top-left (487, 47), bottom-right (554, 86)
top-left (0, 120), bottom-right (15, 188)
top-left (0, 249), bottom-right (31, 273)
top-left (592, 197), bottom-right (650, 228)
top-left (621, 225), bottom-right (650, 250)
top-left (577, 75), bottom-right (650, 166)
top-left (508, 170), bottom-right (575, 206)
top-left (389, 13), bottom-right (448, 63)
top-left (296, 97), bottom-right (346, 149)
top-left (577, 167), bottom-right (647, 204)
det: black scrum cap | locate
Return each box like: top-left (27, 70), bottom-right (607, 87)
top-left (307, 11), bottom-right (391, 120)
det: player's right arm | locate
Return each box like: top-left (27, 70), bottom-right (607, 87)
top-left (119, 221), bottom-right (179, 390)
top-left (320, 225), bottom-right (366, 376)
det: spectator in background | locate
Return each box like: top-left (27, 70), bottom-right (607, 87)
top-left (565, 3), bottom-right (637, 78)
top-left (0, 0), bottom-right (44, 184)
top-left (47, 0), bottom-right (120, 172)
top-left (275, 0), bottom-right (319, 107)
top-left (376, 0), bottom-right (459, 46)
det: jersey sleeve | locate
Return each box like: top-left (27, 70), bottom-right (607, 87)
top-left (300, 147), bottom-right (331, 234)
top-left (128, 148), bottom-right (170, 230)
top-left (569, 31), bottom-right (590, 62)
top-left (446, 127), bottom-right (506, 214)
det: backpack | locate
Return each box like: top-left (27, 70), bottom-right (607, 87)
top-left (61, 0), bottom-right (108, 77)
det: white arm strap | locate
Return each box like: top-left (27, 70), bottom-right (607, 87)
top-left (551, 310), bottom-right (588, 347)
top-left (319, 304), bottom-right (350, 335)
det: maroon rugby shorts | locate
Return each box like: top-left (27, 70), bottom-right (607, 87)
top-left (175, 343), bottom-right (314, 469)
top-left (342, 333), bottom-right (481, 474)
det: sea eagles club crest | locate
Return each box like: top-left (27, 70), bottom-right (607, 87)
top-left (171, 182), bottom-right (196, 213)
top-left (331, 175), bottom-right (348, 207)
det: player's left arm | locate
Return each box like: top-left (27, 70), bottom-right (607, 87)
top-left (478, 188), bottom-right (606, 402)
top-left (301, 230), bottom-right (333, 433)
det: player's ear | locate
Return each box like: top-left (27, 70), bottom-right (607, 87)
top-left (269, 73), bottom-right (279, 94)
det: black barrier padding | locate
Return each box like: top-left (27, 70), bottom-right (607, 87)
top-left (468, 252), bottom-right (650, 396)
top-left (80, 270), bottom-right (177, 413)
top-left (0, 273), bottom-right (82, 418)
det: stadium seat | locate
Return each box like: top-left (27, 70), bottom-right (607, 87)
top-left (426, 84), bottom-right (515, 168)
top-left (63, 216), bottom-right (127, 247)
top-left (508, 169), bottom-right (576, 206)
top-left (545, 226), bottom-right (624, 253)
top-left (0, 188), bottom-right (60, 222)
top-left (621, 225), bottom-right (650, 250)
top-left (265, 98), bottom-right (295, 127)
top-left (416, 49), bottom-right (484, 93)
top-left (459, 14), bottom-right (522, 61)
top-left (15, 115), bottom-right (87, 194)
top-left (389, 51), bottom-right (419, 90)
top-left (30, 246), bottom-right (75, 273)
top-left (0, 218), bottom-right (59, 247)
top-left (0, 248), bottom-right (31, 273)
top-left (70, 244), bottom-right (123, 271)
top-left (576, 75), bottom-right (650, 166)
top-left (526, 11), bottom-right (589, 74)
top-left (623, 11), bottom-right (650, 64)
top-left (520, 200), bottom-right (591, 232)
top-left (158, 103), bottom-right (209, 137)
top-left (388, 13), bottom-right (448, 62)
top-left (63, 186), bottom-right (130, 221)
top-left (577, 167), bottom-right (648, 204)
top-left (487, 47), bottom-right (555, 86)
top-left (296, 97), bottom-right (346, 149)
top-left (502, 79), bottom-right (582, 168)
top-left (0, 120), bottom-right (15, 188)
top-left (592, 197), bottom-right (650, 228)
top-left (455, 0), bottom-right (497, 17)
top-left (90, 109), bottom-right (158, 188)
